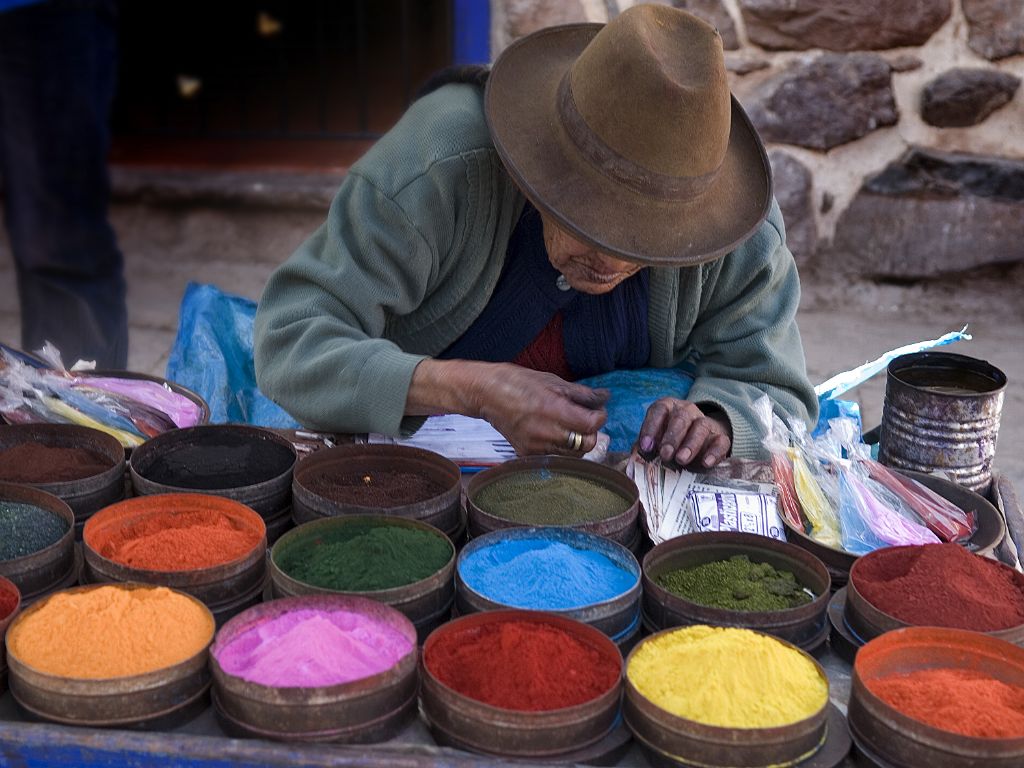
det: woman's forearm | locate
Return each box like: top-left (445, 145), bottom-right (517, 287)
top-left (405, 358), bottom-right (489, 418)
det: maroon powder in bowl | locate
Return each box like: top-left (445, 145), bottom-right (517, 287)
top-left (0, 442), bottom-right (114, 483)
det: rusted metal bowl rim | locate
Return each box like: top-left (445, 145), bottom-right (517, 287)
top-left (421, 609), bottom-right (624, 719)
top-left (292, 444), bottom-right (462, 516)
top-left (0, 424), bottom-right (126, 493)
top-left (848, 546), bottom-right (1024, 637)
top-left (624, 625), bottom-right (830, 737)
top-left (129, 425), bottom-right (297, 495)
top-left (6, 582), bottom-right (215, 686)
top-left (642, 532), bottom-right (831, 622)
top-left (83, 493), bottom-right (268, 577)
top-left (0, 483), bottom-right (75, 567)
top-left (0, 574), bottom-right (21, 626)
top-left (210, 593), bottom-right (418, 698)
top-left (889, 352), bottom-right (1008, 397)
top-left (457, 526), bottom-right (641, 612)
top-left (269, 515), bottom-right (456, 601)
top-left (466, 456), bottom-right (639, 527)
top-left (853, 626), bottom-right (1024, 748)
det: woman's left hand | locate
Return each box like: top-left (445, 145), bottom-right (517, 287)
top-left (637, 398), bottom-right (732, 468)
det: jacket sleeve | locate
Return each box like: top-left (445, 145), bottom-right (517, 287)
top-left (683, 204), bottom-right (819, 458)
top-left (253, 171), bottom-right (437, 435)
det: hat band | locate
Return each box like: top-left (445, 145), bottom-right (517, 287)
top-left (556, 76), bottom-right (722, 202)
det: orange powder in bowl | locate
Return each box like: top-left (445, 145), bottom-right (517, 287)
top-left (85, 495), bottom-right (264, 571)
top-left (7, 584), bottom-right (214, 678)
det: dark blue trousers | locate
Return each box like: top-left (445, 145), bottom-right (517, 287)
top-left (0, 0), bottom-right (127, 368)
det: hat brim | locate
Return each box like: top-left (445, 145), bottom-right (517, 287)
top-left (485, 23), bottom-right (773, 267)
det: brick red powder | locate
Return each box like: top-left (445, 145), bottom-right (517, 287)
top-left (95, 510), bottom-right (262, 571)
top-left (425, 619), bottom-right (619, 711)
top-left (869, 668), bottom-right (1024, 739)
top-left (0, 442), bottom-right (114, 483)
top-left (0, 583), bottom-right (17, 620)
top-left (852, 544), bottom-right (1024, 631)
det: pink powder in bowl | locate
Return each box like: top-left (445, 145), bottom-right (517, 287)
top-left (213, 607), bottom-right (414, 688)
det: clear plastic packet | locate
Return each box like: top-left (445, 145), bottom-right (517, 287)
top-left (790, 445), bottom-right (842, 548)
top-left (864, 461), bottom-right (976, 542)
top-left (836, 461), bottom-right (939, 551)
top-left (73, 377), bottom-right (201, 429)
top-left (753, 396), bottom-right (805, 533)
top-left (837, 468), bottom-right (889, 555)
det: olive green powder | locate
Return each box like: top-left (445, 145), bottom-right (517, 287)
top-left (275, 522), bottom-right (453, 592)
top-left (473, 471), bottom-right (630, 525)
top-left (657, 555), bottom-right (812, 612)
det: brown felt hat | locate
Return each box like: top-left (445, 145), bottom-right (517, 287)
top-left (484, 4), bottom-right (772, 266)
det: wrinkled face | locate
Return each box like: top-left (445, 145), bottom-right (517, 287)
top-left (541, 214), bottom-right (643, 295)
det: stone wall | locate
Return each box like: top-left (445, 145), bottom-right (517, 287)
top-left (489, 0), bottom-right (1024, 278)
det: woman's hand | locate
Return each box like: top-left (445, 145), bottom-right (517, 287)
top-left (407, 359), bottom-right (609, 456)
top-left (638, 398), bottom-right (732, 468)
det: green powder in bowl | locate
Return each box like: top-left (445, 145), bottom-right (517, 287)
top-left (274, 520), bottom-right (453, 592)
top-left (473, 470), bottom-right (631, 525)
top-left (657, 555), bottom-right (813, 612)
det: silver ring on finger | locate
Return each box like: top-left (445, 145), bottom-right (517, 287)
top-left (566, 430), bottom-right (583, 451)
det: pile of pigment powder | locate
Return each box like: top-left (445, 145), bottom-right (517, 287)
top-left (868, 668), bottom-right (1024, 739)
top-left (459, 537), bottom-right (637, 610)
top-left (304, 468), bottom-right (447, 507)
top-left (90, 508), bottom-right (262, 571)
top-left (473, 470), bottom-right (630, 525)
top-left (275, 521), bottom-right (452, 591)
top-left (0, 581), bottom-right (18, 620)
top-left (6, 585), bottom-right (213, 678)
top-left (213, 607), bottom-right (414, 687)
top-left (656, 555), bottom-right (812, 612)
top-left (627, 625), bottom-right (827, 728)
top-left (0, 442), bottom-right (114, 483)
top-left (0, 502), bottom-right (68, 560)
top-left (852, 543), bottom-right (1024, 631)
top-left (141, 432), bottom-right (295, 490)
top-left (425, 618), bottom-right (619, 711)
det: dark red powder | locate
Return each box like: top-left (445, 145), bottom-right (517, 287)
top-left (869, 668), bottom-right (1024, 739)
top-left (852, 544), bottom-right (1024, 631)
top-left (0, 583), bottom-right (18, 620)
top-left (425, 619), bottom-right (619, 711)
top-left (306, 469), bottom-right (447, 507)
top-left (0, 442), bottom-right (114, 483)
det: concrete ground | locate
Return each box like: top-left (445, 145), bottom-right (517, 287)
top-left (1, 177), bottom-right (1021, 493)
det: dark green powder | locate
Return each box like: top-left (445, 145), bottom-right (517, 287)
top-left (0, 501), bottom-right (69, 560)
top-left (275, 522), bottom-right (453, 592)
top-left (657, 555), bottom-right (813, 612)
top-left (473, 471), bottom-right (629, 525)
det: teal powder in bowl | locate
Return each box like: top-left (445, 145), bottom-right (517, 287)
top-left (459, 535), bottom-right (638, 610)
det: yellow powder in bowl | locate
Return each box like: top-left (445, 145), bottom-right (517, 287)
top-left (7, 585), bottom-right (214, 679)
top-left (627, 625), bottom-right (828, 728)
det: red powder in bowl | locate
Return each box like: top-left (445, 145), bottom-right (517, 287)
top-left (0, 583), bottom-right (18, 620)
top-left (425, 619), bottom-right (619, 711)
top-left (852, 543), bottom-right (1024, 631)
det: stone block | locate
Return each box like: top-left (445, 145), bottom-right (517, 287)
top-left (769, 151), bottom-right (817, 267)
top-left (921, 68), bottom-right (1021, 128)
top-left (963, 0), bottom-right (1024, 61)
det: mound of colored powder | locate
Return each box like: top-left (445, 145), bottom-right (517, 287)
top-left (425, 619), bottom-right (619, 711)
top-left (94, 509), bottom-right (262, 571)
top-left (0, 442), bottom-right (114, 483)
top-left (0, 502), bottom-right (68, 560)
top-left (305, 469), bottom-right (447, 507)
top-left (474, 470), bottom-right (630, 525)
top-left (853, 543), bottom-right (1024, 631)
top-left (459, 538), bottom-right (636, 609)
top-left (627, 626), bottom-right (828, 728)
top-left (7, 585), bottom-right (213, 678)
top-left (0, 582), bottom-right (18, 620)
top-left (657, 555), bottom-right (812, 612)
top-left (275, 522), bottom-right (452, 591)
top-left (213, 608), bottom-right (414, 688)
top-left (868, 668), bottom-right (1024, 739)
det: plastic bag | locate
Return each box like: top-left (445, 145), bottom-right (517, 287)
top-left (790, 445), bottom-right (842, 548)
top-left (836, 462), bottom-right (939, 553)
top-left (753, 396), bottom-right (804, 533)
top-left (576, 368), bottom-right (694, 453)
top-left (166, 283), bottom-right (300, 427)
top-left (864, 461), bottom-right (975, 542)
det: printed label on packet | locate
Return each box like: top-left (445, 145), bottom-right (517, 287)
top-left (688, 491), bottom-right (786, 541)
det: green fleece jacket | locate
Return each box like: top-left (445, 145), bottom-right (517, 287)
top-left (253, 83), bottom-right (817, 458)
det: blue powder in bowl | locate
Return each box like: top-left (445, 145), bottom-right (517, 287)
top-left (459, 538), bottom-right (638, 610)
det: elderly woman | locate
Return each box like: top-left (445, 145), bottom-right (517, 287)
top-left (254, 4), bottom-right (817, 468)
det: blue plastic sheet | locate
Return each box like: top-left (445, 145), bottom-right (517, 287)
top-left (166, 283), bottom-right (299, 428)
top-left (577, 368), bottom-right (694, 453)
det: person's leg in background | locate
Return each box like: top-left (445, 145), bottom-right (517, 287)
top-left (0, 0), bottom-right (128, 368)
